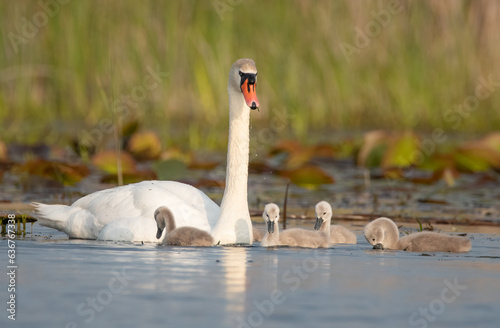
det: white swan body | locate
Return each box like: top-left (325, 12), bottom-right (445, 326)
top-left (364, 217), bottom-right (471, 253)
top-left (32, 58), bottom-right (260, 245)
top-left (33, 181), bottom-right (218, 241)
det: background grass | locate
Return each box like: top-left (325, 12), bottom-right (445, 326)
top-left (1, 0), bottom-right (500, 151)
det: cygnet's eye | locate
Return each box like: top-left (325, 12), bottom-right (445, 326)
top-left (372, 238), bottom-right (375, 241)
top-left (323, 212), bottom-right (326, 215)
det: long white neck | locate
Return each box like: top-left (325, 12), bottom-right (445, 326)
top-left (211, 89), bottom-right (253, 245)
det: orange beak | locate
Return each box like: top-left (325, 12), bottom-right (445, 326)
top-left (241, 79), bottom-right (259, 110)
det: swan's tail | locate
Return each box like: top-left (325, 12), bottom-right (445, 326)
top-left (31, 202), bottom-right (71, 231)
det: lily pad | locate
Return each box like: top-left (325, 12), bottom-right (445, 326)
top-left (482, 132), bottom-right (500, 153)
top-left (126, 131), bottom-right (162, 161)
top-left (153, 159), bottom-right (188, 180)
top-left (457, 135), bottom-right (500, 170)
top-left (0, 140), bottom-right (7, 161)
top-left (382, 132), bottom-right (420, 168)
top-left (187, 153), bottom-right (219, 170)
top-left (357, 130), bottom-right (389, 167)
top-left (13, 159), bottom-right (90, 185)
top-left (278, 165), bottom-right (334, 188)
top-left (92, 150), bottom-right (137, 174)
top-left (454, 149), bottom-right (495, 172)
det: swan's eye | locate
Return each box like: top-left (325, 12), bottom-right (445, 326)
top-left (239, 71), bottom-right (243, 77)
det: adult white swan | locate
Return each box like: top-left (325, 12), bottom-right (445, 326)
top-left (32, 58), bottom-right (259, 245)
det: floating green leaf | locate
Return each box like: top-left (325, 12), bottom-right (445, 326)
top-left (482, 132), bottom-right (500, 153)
top-left (382, 132), bottom-right (420, 168)
top-left (92, 151), bottom-right (137, 174)
top-left (357, 130), bottom-right (389, 167)
top-left (0, 140), bottom-right (7, 161)
top-left (126, 131), bottom-right (162, 161)
top-left (279, 165), bottom-right (334, 189)
top-left (454, 149), bottom-right (494, 172)
top-left (364, 143), bottom-right (388, 168)
top-left (13, 159), bottom-right (90, 185)
top-left (153, 159), bottom-right (188, 180)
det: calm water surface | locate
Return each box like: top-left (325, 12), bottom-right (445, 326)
top-left (1, 160), bottom-right (500, 327)
top-left (1, 224), bottom-right (499, 328)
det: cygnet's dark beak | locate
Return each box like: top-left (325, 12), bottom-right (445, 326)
top-left (156, 227), bottom-right (164, 239)
top-left (267, 220), bottom-right (275, 234)
top-left (314, 217), bottom-right (324, 230)
top-left (373, 243), bottom-right (384, 250)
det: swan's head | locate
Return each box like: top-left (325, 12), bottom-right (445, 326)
top-left (364, 217), bottom-right (399, 250)
top-left (314, 201), bottom-right (332, 230)
top-left (263, 203), bottom-right (280, 233)
top-left (229, 58), bottom-right (259, 110)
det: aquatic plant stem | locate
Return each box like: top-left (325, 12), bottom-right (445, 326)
top-left (283, 180), bottom-right (290, 230)
top-left (97, 58), bottom-right (123, 186)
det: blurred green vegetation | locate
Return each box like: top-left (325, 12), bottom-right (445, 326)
top-left (1, 0), bottom-right (499, 151)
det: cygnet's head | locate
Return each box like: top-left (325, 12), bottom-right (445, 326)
top-left (263, 203), bottom-right (280, 233)
top-left (228, 58), bottom-right (259, 109)
top-left (364, 217), bottom-right (399, 249)
top-left (154, 206), bottom-right (175, 239)
top-left (314, 201), bottom-right (332, 230)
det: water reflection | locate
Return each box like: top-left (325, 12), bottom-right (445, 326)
top-left (221, 247), bottom-right (249, 323)
top-left (2, 224), bottom-right (499, 328)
